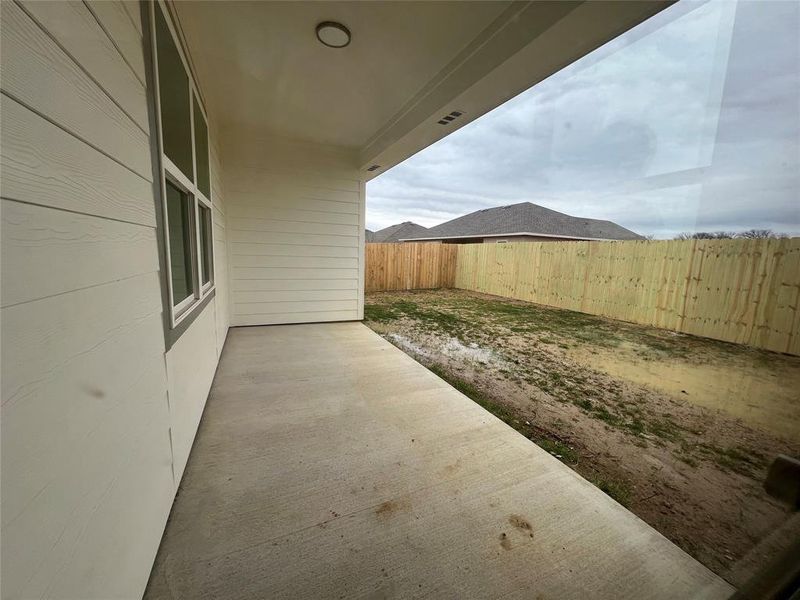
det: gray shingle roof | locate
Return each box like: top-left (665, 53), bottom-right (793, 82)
top-left (372, 222), bottom-right (429, 243)
top-left (402, 202), bottom-right (642, 241)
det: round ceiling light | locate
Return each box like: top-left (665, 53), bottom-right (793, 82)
top-left (316, 21), bottom-right (350, 48)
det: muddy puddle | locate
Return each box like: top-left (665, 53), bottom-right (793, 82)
top-left (389, 333), bottom-right (507, 368)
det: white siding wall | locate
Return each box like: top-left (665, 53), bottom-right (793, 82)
top-left (210, 128), bottom-right (231, 353)
top-left (0, 2), bottom-right (229, 598)
top-left (165, 300), bottom-right (220, 483)
top-left (223, 134), bottom-right (365, 326)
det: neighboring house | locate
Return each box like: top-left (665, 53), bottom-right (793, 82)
top-left (1, 2), bottom-right (715, 600)
top-left (402, 202), bottom-right (643, 243)
top-left (370, 221), bottom-right (429, 242)
top-left (365, 228), bottom-right (376, 242)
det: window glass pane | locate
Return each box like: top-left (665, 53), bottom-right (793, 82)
top-left (166, 181), bottom-right (194, 305)
top-left (155, 7), bottom-right (193, 179)
top-left (194, 96), bottom-right (211, 199)
top-left (199, 204), bottom-right (213, 285)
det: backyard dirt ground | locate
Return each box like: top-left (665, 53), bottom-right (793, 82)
top-left (364, 289), bottom-right (800, 585)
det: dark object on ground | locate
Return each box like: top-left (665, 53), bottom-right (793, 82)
top-left (765, 455), bottom-right (800, 509)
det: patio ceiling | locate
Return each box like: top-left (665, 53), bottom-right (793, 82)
top-left (172, 1), bottom-right (512, 148)
top-left (172, 0), bottom-right (673, 175)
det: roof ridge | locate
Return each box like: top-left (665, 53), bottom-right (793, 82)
top-left (400, 201), bottom-right (642, 241)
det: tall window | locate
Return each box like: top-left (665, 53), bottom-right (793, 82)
top-left (151, 1), bottom-right (214, 326)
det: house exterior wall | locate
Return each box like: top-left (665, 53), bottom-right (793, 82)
top-left (210, 128), bottom-right (231, 354)
top-left (0, 2), bottom-right (229, 598)
top-left (222, 133), bottom-right (365, 326)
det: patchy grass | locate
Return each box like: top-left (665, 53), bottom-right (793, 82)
top-left (365, 289), bottom-right (769, 365)
top-left (388, 290), bottom-right (713, 457)
top-left (647, 418), bottom-right (685, 443)
top-left (364, 304), bottom-right (399, 322)
top-left (365, 298), bottom-right (466, 337)
top-left (536, 438), bottom-right (580, 465)
top-left (693, 444), bottom-right (767, 477)
top-left (591, 477), bottom-right (633, 507)
top-left (427, 364), bottom-right (516, 424)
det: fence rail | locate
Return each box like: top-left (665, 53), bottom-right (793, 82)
top-left (455, 238), bottom-right (800, 355)
top-left (365, 243), bottom-right (457, 292)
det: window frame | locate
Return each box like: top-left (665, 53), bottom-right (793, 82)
top-left (197, 202), bottom-right (214, 292)
top-left (163, 172), bottom-right (198, 318)
top-left (149, 0), bottom-right (215, 329)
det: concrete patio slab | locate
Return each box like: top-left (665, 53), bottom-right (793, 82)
top-left (144, 323), bottom-right (733, 600)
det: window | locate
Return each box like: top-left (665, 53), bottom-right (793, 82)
top-left (151, 1), bottom-right (214, 327)
top-left (166, 181), bottom-right (195, 311)
top-left (154, 6), bottom-right (192, 179)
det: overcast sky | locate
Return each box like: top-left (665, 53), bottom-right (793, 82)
top-left (366, 0), bottom-right (799, 239)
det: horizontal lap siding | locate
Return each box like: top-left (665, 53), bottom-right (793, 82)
top-left (1, 199), bottom-right (158, 307)
top-left (1, 1), bottom-right (151, 179)
top-left (20, 0), bottom-right (149, 131)
top-left (85, 0), bottom-right (147, 81)
top-left (0, 85), bottom-right (154, 225)
top-left (210, 127), bottom-right (230, 355)
top-left (0, 2), bottom-right (174, 599)
top-left (224, 137), bottom-right (364, 326)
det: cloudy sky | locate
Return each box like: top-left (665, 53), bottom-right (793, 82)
top-left (366, 0), bottom-right (799, 239)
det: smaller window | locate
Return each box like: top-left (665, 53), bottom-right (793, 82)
top-left (199, 204), bottom-right (213, 287)
top-left (165, 181), bottom-right (196, 312)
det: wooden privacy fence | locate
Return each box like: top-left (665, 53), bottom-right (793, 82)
top-left (365, 243), bottom-right (457, 292)
top-left (455, 238), bottom-right (800, 355)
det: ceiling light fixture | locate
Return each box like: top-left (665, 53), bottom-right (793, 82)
top-left (316, 21), bottom-right (351, 48)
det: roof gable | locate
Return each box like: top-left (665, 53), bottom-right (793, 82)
top-left (373, 222), bottom-right (429, 242)
top-left (403, 202), bottom-right (642, 241)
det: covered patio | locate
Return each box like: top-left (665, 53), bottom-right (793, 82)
top-left (4, 2), bottom-right (748, 597)
top-left (144, 323), bottom-right (731, 599)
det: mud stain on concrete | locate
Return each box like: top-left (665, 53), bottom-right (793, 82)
top-left (499, 532), bottom-right (512, 551)
top-left (375, 497), bottom-right (411, 519)
top-left (509, 514), bottom-right (534, 538)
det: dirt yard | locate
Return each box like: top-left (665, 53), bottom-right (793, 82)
top-left (364, 289), bottom-right (800, 585)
